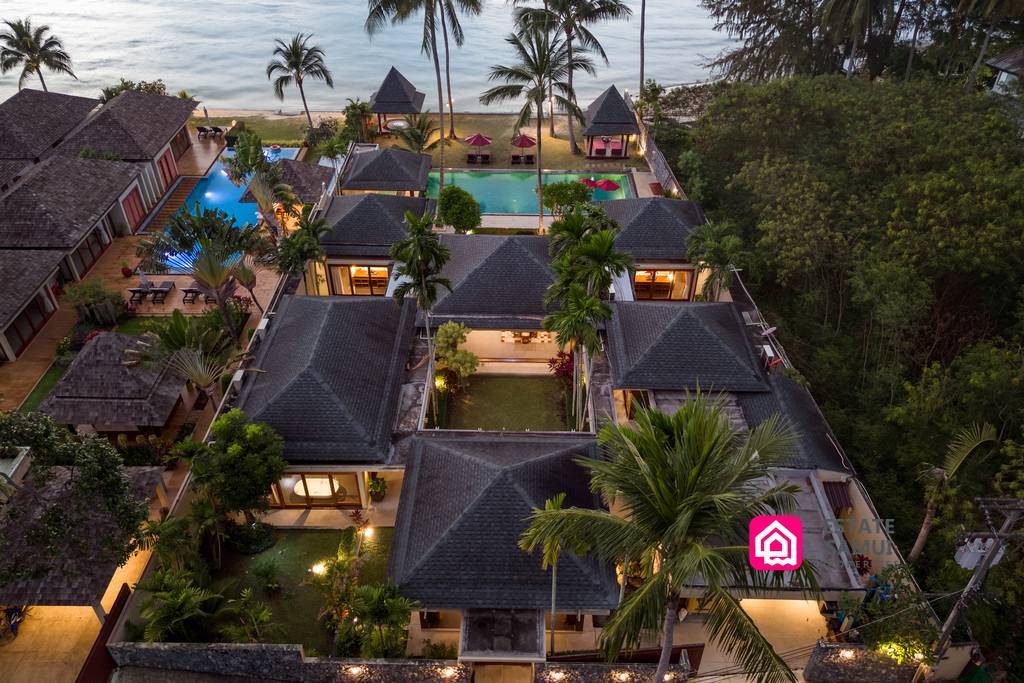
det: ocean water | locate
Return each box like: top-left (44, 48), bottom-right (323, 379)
top-left (0, 0), bottom-right (732, 112)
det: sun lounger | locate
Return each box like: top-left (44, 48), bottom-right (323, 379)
top-left (511, 154), bottom-right (523, 165)
top-left (150, 281), bottom-right (176, 304)
top-left (524, 154), bottom-right (535, 165)
top-left (479, 152), bottom-right (491, 165)
top-left (204, 293), bottom-right (217, 305)
top-left (196, 126), bottom-right (212, 138)
top-left (128, 287), bottom-right (150, 304)
top-left (467, 153), bottom-right (478, 165)
top-left (181, 287), bottom-right (201, 304)
top-left (210, 126), bottom-right (225, 136)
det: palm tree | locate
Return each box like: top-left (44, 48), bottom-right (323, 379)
top-left (543, 284), bottom-right (610, 431)
top-left (234, 255), bottom-right (265, 314)
top-left (188, 239), bottom-right (244, 348)
top-left (350, 583), bottom-right (420, 657)
top-left (266, 33), bottom-right (334, 129)
top-left (520, 394), bottom-right (810, 683)
top-left (136, 203), bottom-right (268, 270)
top-left (438, 0), bottom-right (483, 138)
top-left (959, 0), bottom-right (1024, 91)
top-left (687, 221), bottom-right (743, 301)
top-left (396, 111), bottom-right (441, 154)
top-left (639, 0), bottom-right (646, 91)
top-left (390, 211), bottom-right (452, 356)
top-left (548, 211), bottom-right (595, 260)
top-left (138, 567), bottom-right (223, 643)
top-left (222, 131), bottom-right (298, 242)
top-left (219, 588), bottom-right (279, 643)
top-left (366, 0), bottom-right (448, 192)
top-left (520, 492), bottom-right (575, 655)
top-left (318, 132), bottom-right (350, 181)
top-left (139, 516), bottom-right (197, 573)
top-left (515, 0), bottom-right (632, 155)
top-left (189, 496), bottom-right (227, 570)
top-left (0, 19), bottom-right (76, 91)
top-left (481, 26), bottom-right (593, 229)
top-left (907, 423), bottom-right (998, 562)
top-left (572, 229), bottom-right (633, 297)
top-left (821, 0), bottom-right (882, 77)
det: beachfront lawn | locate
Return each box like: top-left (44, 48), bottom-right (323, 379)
top-left (215, 527), bottom-right (394, 654)
top-left (192, 115), bottom-right (307, 146)
top-left (444, 375), bottom-right (569, 431)
top-left (19, 363), bottom-right (68, 412)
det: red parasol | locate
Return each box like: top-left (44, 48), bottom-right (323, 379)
top-left (511, 133), bottom-right (537, 148)
top-left (464, 133), bottom-right (493, 147)
top-left (579, 177), bottom-right (599, 188)
top-left (594, 178), bottom-right (621, 191)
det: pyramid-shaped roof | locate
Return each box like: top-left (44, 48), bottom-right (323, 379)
top-left (431, 234), bottom-right (554, 326)
top-left (583, 85), bottom-right (639, 137)
top-left (369, 67), bottom-right (426, 114)
top-left (321, 194), bottom-right (434, 257)
top-left (389, 434), bottom-right (618, 610)
top-left (236, 296), bottom-right (416, 463)
top-left (596, 197), bottom-right (706, 261)
top-left (240, 158), bottom-right (333, 205)
top-left (0, 89), bottom-right (98, 161)
top-left (606, 302), bottom-right (767, 392)
top-left (340, 147), bottom-right (431, 192)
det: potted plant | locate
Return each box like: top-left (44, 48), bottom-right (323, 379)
top-left (120, 260), bottom-right (133, 278)
top-left (368, 475), bottom-right (387, 503)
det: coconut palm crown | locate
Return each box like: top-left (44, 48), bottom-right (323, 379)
top-left (0, 18), bottom-right (76, 91)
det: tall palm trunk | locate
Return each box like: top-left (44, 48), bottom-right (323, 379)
top-left (964, 19), bottom-right (996, 93)
top-left (429, 14), bottom-right (446, 192)
top-left (573, 346), bottom-right (583, 430)
top-left (440, 9), bottom-right (457, 139)
top-left (639, 0), bottom-right (646, 91)
top-left (36, 68), bottom-right (48, 92)
top-left (566, 32), bottom-right (580, 155)
top-left (905, 12), bottom-right (922, 81)
top-left (549, 558), bottom-right (558, 654)
top-left (536, 97), bottom-right (544, 230)
top-left (296, 77), bottom-right (314, 128)
top-left (908, 496), bottom-right (939, 562)
top-left (845, 34), bottom-right (859, 78)
top-left (654, 595), bottom-right (680, 683)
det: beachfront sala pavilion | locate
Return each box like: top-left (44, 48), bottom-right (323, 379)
top-left (369, 66), bottom-right (426, 134)
top-left (582, 85), bottom-right (639, 159)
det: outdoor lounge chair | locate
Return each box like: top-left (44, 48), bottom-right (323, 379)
top-left (467, 153), bottom-right (478, 165)
top-left (524, 154), bottom-right (535, 165)
top-left (204, 293), bottom-right (217, 305)
top-left (181, 287), bottom-right (201, 304)
top-left (511, 154), bottom-right (523, 165)
top-left (210, 126), bottom-right (225, 136)
top-left (196, 126), bottom-right (212, 138)
top-left (150, 281), bottom-right (176, 304)
top-left (479, 152), bottom-right (492, 165)
top-left (128, 287), bottom-right (150, 304)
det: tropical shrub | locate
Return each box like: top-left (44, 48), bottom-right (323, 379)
top-left (542, 180), bottom-right (592, 216)
top-left (436, 185), bottom-right (481, 233)
top-left (251, 555), bottom-right (282, 593)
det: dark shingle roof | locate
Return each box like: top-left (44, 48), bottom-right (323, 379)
top-left (0, 466), bottom-right (162, 606)
top-left (241, 158), bottom-right (334, 205)
top-left (0, 159), bottom-right (29, 189)
top-left (389, 434), bottom-right (619, 610)
top-left (0, 156), bottom-right (141, 248)
top-left (321, 194), bottom-right (434, 258)
top-left (583, 85), bottom-right (640, 137)
top-left (236, 296), bottom-right (416, 464)
top-left (0, 89), bottom-right (99, 160)
top-left (340, 148), bottom-right (431, 191)
top-left (596, 197), bottom-right (706, 261)
top-left (737, 375), bottom-right (853, 473)
top-left (606, 302), bottom-right (767, 392)
top-left (430, 234), bottom-right (554, 325)
top-left (369, 67), bottom-right (426, 114)
top-left (0, 249), bottom-right (63, 329)
top-left (39, 333), bottom-right (184, 427)
top-left (987, 46), bottom-right (1024, 77)
top-left (58, 90), bottom-right (195, 161)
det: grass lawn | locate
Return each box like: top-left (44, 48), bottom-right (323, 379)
top-left (19, 363), bottom-right (68, 412)
top-left (192, 116), bottom-right (307, 146)
top-left (446, 375), bottom-right (569, 431)
top-left (216, 526), bottom-right (394, 654)
top-left (114, 315), bottom-right (166, 336)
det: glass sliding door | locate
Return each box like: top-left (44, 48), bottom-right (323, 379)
top-left (327, 264), bottom-right (390, 296)
top-left (633, 269), bottom-right (692, 301)
top-left (272, 471), bottom-right (363, 508)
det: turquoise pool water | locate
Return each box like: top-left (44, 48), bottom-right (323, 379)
top-left (427, 171), bottom-right (633, 214)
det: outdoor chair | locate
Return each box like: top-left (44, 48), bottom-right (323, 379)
top-left (511, 154), bottom-right (523, 165)
top-left (466, 153), bottom-right (478, 165)
top-left (196, 126), bottom-right (212, 138)
top-left (150, 281), bottom-right (176, 304)
top-left (181, 287), bottom-right (200, 304)
top-left (524, 154), bottom-right (535, 165)
top-left (128, 287), bottom-right (150, 304)
top-left (210, 126), bottom-right (225, 136)
top-left (204, 294), bottom-right (217, 305)
top-left (479, 152), bottom-right (491, 165)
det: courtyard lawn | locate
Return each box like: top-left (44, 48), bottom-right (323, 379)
top-left (19, 363), bottom-right (68, 412)
top-left (192, 115), bottom-right (307, 146)
top-left (445, 375), bottom-right (569, 431)
top-left (216, 527), bottom-right (394, 654)
top-left (114, 315), bottom-right (166, 336)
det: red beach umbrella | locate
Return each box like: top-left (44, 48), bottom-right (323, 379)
top-left (464, 133), bottom-right (493, 147)
top-left (511, 133), bottom-right (537, 148)
top-left (580, 177), bottom-right (599, 188)
top-left (594, 178), bottom-right (621, 191)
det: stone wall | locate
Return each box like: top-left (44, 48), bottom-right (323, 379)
top-left (802, 642), bottom-right (918, 683)
top-left (535, 662), bottom-right (690, 682)
top-left (107, 642), bottom-right (470, 683)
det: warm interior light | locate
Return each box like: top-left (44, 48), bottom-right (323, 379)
top-left (310, 561), bottom-right (327, 576)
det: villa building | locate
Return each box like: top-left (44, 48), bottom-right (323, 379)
top-left (369, 66), bottom-right (426, 134)
top-left (338, 146), bottom-right (431, 196)
top-left (988, 45), bottom-right (1023, 95)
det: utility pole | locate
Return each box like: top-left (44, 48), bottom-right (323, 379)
top-left (915, 498), bottom-right (1023, 682)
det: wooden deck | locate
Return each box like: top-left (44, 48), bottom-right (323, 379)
top-left (175, 129), bottom-right (225, 177)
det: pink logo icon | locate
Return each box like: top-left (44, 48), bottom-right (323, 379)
top-left (749, 515), bottom-right (803, 570)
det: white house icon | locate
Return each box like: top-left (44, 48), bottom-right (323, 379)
top-left (754, 520), bottom-right (798, 567)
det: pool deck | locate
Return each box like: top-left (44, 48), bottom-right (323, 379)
top-left (175, 128), bottom-right (225, 177)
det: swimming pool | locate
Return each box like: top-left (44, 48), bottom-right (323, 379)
top-left (180, 147), bottom-right (300, 225)
top-left (427, 170), bottom-right (634, 214)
